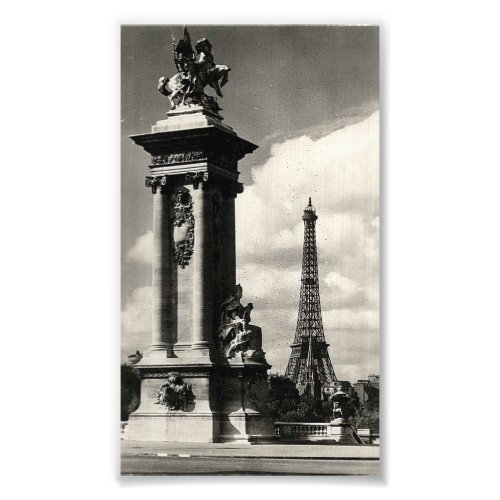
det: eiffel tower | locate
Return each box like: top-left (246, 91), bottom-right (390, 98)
top-left (285, 198), bottom-right (337, 395)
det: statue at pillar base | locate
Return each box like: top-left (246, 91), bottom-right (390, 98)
top-left (218, 284), bottom-right (267, 363)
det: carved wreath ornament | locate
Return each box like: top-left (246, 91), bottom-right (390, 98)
top-left (154, 373), bottom-right (195, 411)
top-left (173, 191), bottom-right (195, 268)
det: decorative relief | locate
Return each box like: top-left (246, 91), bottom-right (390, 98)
top-left (145, 175), bottom-right (168, 194)
top-left (139, 371), bottom-right (211, 379)
top-left (154, 373), bottom-right (195, 411)
top-left (186, 171), bottom-right (209, 189)
top-left (151, 151), bottom-right (206, 166)
top-left (173, 190), bottom-right (195, 268)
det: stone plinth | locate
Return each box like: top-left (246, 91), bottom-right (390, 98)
top-left (329, 419), bottom-right (358, 444)
top-left (124, 360), bottom-right (274, 443)
top-left (124, 106), bottom-right (273, 443)
top-left (218, 361), bottom-right (275, 443)
top-left (124, 364), bottom-right (220, 443)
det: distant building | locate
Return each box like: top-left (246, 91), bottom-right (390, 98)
top-left (367, 374), bottom-right (379, 387)
top-left (353, 375), bottom-right (380, 409)
top-left (323, 380), bottom-right (356, 400)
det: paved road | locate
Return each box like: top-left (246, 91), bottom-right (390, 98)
top-left (121, 455), bottom-right (379, 475)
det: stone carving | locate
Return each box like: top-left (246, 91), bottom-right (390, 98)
top-left (218, 284), bottom-right (266, 361)
top-left (158, 27), bottom-right (230, 114)
top-left (154, 373), bottom-right (195, 411)
top-left (145, 175), bottom-right (168, 194)
top-left (172, 191), bottom-right (195, 268)
top-left (140, 370), bottom-right (212, 379)
top-left (186, 171), bottom-right (209, 190)
top-left (330, 388), bottom-right (351, 422)
top-left (126, 350), bottom-right (143, 365)
top-left (151, 151), bottom-right (206, 166)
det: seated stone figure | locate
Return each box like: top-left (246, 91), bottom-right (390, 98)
top-left (218, 284), bottom-right (266, 362)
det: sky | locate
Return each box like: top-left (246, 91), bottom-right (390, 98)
top-left (121, 25), bottom-right (379, 382)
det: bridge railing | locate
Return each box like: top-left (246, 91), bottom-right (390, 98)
top-left (275, 422), bottom-right (329, 437)
top-left (274, 421), bottom-right (366, 444)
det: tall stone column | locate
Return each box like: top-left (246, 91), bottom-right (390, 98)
top-left (147, 176), bottom-right (176, 358)
top-left (126, 105), bottom-right (269, 444)
top-left (190, 178), bottom-right (213, 351)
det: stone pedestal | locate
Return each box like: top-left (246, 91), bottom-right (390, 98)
top-left (124, 106), bottom-right (274, 443)
top-left (124, 360), bottom-right (274, 443)
top-left (329, 418), bottom-right (359, 444)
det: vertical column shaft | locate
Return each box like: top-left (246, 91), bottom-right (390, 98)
top-left (224, 194), bottom-right (236, 290)
top-left (191, 184), bottom-right (213, 349)
top-left (151, 187), bottom-right (175, 356)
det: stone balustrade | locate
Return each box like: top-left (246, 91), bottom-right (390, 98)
top-left (274, 421), bottom-right (364, 444)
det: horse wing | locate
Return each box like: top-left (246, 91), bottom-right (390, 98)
top-left (209, 78), bottom-right (223, 97)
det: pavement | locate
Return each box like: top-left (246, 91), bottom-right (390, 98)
top-left (121, 455), bottom-right (379, 475)
top-left (122, 440), bottom-right (379, 460)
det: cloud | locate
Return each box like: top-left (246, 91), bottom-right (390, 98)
top-left (121, 286), bottom-right (151, 358)
top-left (236, 111), bottom-right (379, 379)
top-left (121, 111), bottom-right (379, 380)
top-left (126, 230), bottom-right (152, 265)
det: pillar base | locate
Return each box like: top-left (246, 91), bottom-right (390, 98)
top-left (124, 360), bottom-right (273, 443)
top-left (125, 412), bottom-right (222, 443)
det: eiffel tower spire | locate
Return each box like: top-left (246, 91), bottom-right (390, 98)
top-left (285, 198), bottom-right (337, 393)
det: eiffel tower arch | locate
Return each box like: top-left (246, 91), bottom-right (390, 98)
top-left (285, 198), bottom-right (337, 396)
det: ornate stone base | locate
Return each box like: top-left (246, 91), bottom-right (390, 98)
top-left (123, 360), bottom-right (274, 443)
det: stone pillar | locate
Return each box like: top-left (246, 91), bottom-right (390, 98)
top-left (149, 177), bottom-right (176, 357)
top-left (191, 180), bottom-right (213, 351)
top-left (126, 108), bottom-right (265, 443)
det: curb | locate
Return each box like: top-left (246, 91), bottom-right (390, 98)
top-left (122, 452), bottom-right (379, 461)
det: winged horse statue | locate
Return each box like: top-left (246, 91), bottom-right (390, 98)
top-left (158, 27), bottom-right (230, 114)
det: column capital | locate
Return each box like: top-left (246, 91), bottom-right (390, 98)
top-left (185, 171), bottom-right (244, 197)
top-left (186, 171), bottom-right (209, 190)
top-left (145, 175), bottom-right (168, 194)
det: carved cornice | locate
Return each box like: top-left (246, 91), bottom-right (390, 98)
top-left (209, 153), bottom-right (236, 170)
top-left (140, 371), bottom-right (212, 379)
top-left (136, 364), bottom-right (269, 379)
top-left (137, 366), bottom-right (214, 378)
top-left (131, 126), bottom-right (258, 165)
top-left (145, 175), bottom-right (168, 194)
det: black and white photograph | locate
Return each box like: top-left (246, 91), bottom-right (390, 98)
top-left (121, 25), bottom-right (379, 475)
top-left (4, 0), bottom-right (500, 494)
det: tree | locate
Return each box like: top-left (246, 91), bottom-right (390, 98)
top-left (121, 364), bottom-right (141, 421)
top-left (351, 406), bottom-right (379, 433)
top-left (266, 375), bottom-right (334, 422)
